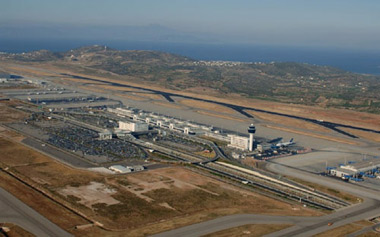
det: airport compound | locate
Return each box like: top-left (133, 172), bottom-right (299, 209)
top-left (1, 74), bottom-right (380, 212)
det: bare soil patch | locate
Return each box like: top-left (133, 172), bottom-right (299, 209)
top-left (5, 63), bottom-right (380, 131)
top-left (0, 223), bottom-right (35, 237)
top-left (59, 182), bottom-right (120, 208)
top-left (315, 220), bottom-right (375, 237)
top-left (0, 101), bottom-right (29, 122)
top-left (341, 128), bottom-right (380, 143)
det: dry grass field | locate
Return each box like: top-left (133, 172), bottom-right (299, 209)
top-left (283, 176), bottom-right (361, 204)
top-left (0, 223), bottom-right (35, 237)
top-left (359, 231), bottom-right (380, 237)
top-left (340, 128), bottom-right (380, 143)
top-left (0, 128), bottom-right (321, 236)
top-left (0, 101), bottom-right (29, 123)
top-left (2, 62), bottom-right (380, 132)
top-left (314, 220), bottom-right (376, 237)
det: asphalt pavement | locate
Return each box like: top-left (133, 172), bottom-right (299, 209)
top-left (0, 187), bottom-right (72, 237)
top-left (22, 137), bottom-right (95, 168)
top-left (154, 163), bottom-right (380, 237)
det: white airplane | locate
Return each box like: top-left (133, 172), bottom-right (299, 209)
top-left (272, 138), bottom-right (295, 148)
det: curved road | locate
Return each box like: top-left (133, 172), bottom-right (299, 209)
top-left (153, 163), bottom-right (380, 237)
top-left (0, 187), bottom-right (72, 237)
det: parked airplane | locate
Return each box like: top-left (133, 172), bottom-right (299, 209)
top-left (271, 138), bottom-right (295, 148)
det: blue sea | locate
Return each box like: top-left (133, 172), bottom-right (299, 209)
top-left (1, 38), bottom-right (379, 75)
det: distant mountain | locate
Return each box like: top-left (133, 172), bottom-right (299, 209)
top-left (1, 45), bottom-right (380, 113)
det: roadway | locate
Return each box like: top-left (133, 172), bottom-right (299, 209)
top-left (0, 187), bottom-right (72, 237)
top-left (61, 73), bottom-right (380, 137)
top-left (266, 162), bottom-right (380, 236)
top-left (153, 162), bottom-right (380, 237)
top-left (8, 72), bottom-right (380, 236)
top-left (22, 137), bottom-right (96, 168)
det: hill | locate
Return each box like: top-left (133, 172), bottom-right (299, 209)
top-left (1, 45), bottom-right (380, 113)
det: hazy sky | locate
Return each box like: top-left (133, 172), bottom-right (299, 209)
top-left (1, 0), bottom-right (380, 49)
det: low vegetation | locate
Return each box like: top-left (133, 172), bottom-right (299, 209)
top-left (0, 132), bottom-right (321, 236)
top-left (1, 45), bottom-right (380, 113)
top-left (284, 176), bottom-right (361, 204)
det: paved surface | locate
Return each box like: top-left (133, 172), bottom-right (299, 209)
top-left (22, 137), bottom-right (95, 168)
top-left (347, 222), bottom-right (380, 237)
top-left (266, 163), bottom-right (380, 236)
top-left (5, 71), bottom-right (380, 236)
top-left (153, 202), bottom-right (380, 237)
top-left (152, 214), bottom-right (314, 237)
top-left (154, 163), bottom-right (380, 237)
top-left (0, 187), bottom-right (72, 237)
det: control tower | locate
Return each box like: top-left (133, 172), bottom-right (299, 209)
top-left (248, 124), bottom-right (256, 151)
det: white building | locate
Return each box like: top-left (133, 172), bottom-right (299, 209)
top-left (330, 159), bottom-right (380, 178)
top-left (228, 135), bottom-right (250, 150)
top-left (330, 168), bottom-right (355, 178)
top-left (133, 165), bottom-right (145, 171)
top-left (98, 130), bottom-right (112, 140)
top-left (119, 121), bottom-right (149, 132)
top-left (109, 165), bottom-right (132, 174)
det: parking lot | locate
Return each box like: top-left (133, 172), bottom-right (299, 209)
top-left (8, 112), bottom-right (146, 164)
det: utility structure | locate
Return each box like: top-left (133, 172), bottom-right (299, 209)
top-left (248, 124), bottom-right (256, 151)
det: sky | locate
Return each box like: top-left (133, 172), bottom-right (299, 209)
top-left (1, 0), bottom-right (380, 50)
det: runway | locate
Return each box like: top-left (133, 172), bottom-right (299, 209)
top-left (0, 187), bottom-right (72, 237)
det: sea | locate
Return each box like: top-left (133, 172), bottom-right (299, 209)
top-left (1, 38), bottom-right (379, 75)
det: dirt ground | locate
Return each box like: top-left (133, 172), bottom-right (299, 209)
top-left (315, 220), bottom-right (377, 237)
top-left (341, 128), bottom-right (380, 143)
top-left (284, 176), bottom-right (360, 204)
top-left (59, 182), bottom-right (120, 208)
top-left (3, 62), bottom-right (380, 132)
top-left (0, 223), bottom-right (35, 237)
top-left (0, 131), bottom-right (321, 236)
top-left (0, 101), bottom-right (29, 123)
top-left (359, 231), bottom-right (380, 237)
